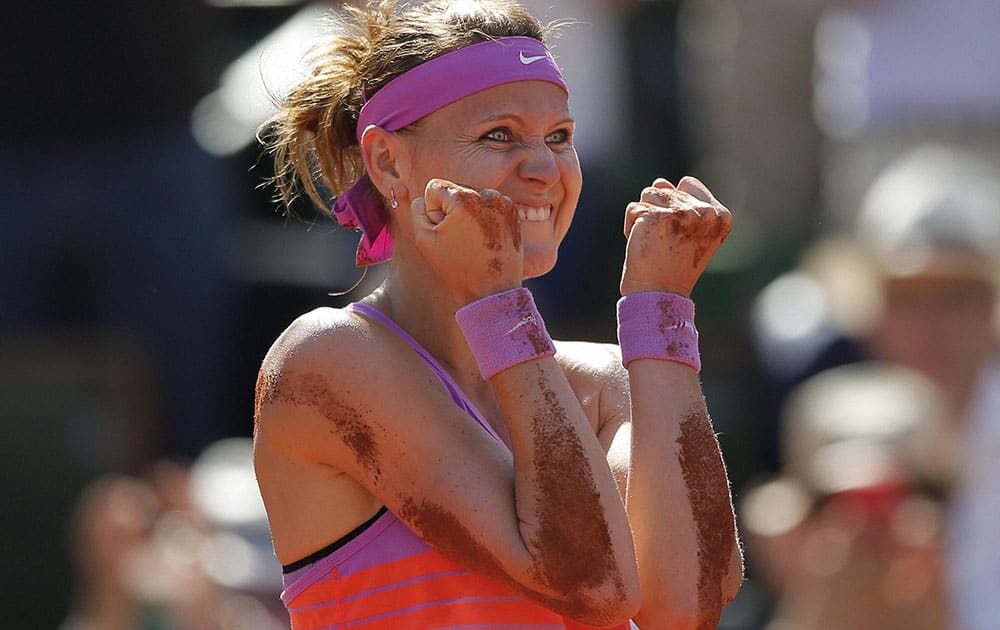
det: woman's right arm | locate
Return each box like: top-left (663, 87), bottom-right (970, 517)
top-left (255, 181), bottom-right (639, 626)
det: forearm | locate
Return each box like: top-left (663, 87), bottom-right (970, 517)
top-left (490, 357), bottom-right (639, 621)
top-left (614, 174), bottom-right (739, 627)
top-left (626, 360), bottom-right (741, 630)
top-left (455, 288), bottom-right (639, 622)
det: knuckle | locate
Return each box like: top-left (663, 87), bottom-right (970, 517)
top-left (642, 186), bottom-right (672, 203)
top-left (453, 189), bottom-right (479, 207)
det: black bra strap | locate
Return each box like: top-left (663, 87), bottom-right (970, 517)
top-left (281, 506), bottom-right (389, 574)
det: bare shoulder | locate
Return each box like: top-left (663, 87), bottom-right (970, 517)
top-left (554, 340), bottom-right (630, 436)
top-left (254, 305), bottom-right (440, 562)
top-left (259, 305), bottom-right (373, 375)
top-left (554, 339), bottom-right (628, 390)
top-left (253, 305), bottom-right (403, 464)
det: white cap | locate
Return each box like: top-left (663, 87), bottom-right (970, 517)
top-left (189, 437), bottom-right (283, 593)
top-left (781, 362), bottom-right (951, 495)
top-left (856, 144), bottom-right (1000, 282)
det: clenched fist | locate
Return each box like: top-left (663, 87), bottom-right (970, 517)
top-left (411, 178), bottom-right (524, 304)
top-left (620, 176), bottom-right (732, 297)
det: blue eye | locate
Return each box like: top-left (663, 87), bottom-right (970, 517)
top-left (545, 129), bottom-right (570, 144)
top-left (483, 128), bottom-right (511, 142)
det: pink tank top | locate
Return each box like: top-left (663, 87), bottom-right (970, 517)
top-left (279, 303), bottom-right (629, 630)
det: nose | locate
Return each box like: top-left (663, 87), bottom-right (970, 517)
top-left (517, 140), bottom-right (560, 188)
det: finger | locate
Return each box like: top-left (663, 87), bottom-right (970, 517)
top-left (479, 188), bottom-right (508, 208)
top-left (415, 196), bottom-right (446, 226)
top-left (477, 188), bottom-right (521, 249)
top-left (624, 201), bottom-right (649, 238)
top-left (479, 188), bottom-right (516, 227)
top-left (716, 206), bottom-right (733, 242)
top-left (640, 185), bottom-right (680, 208)
top-left (424, 178), bottom-right (473, 217)
top-left (652, 177), bottom-right (675, 189)
top-left (409, 196), bottom-right (438, 230)
top-left (677, 175), bottom-right (714, 203)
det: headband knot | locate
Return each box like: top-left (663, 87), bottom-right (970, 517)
top-left (331, 175), bottom-right (392, 267)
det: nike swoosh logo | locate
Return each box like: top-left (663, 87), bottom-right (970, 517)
top-left (519, 51), bottom-right (547, 65)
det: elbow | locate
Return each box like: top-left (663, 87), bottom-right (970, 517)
top-left (633, 597), bottom-right (715, 630)
top-left (634, 593), bottom-right (741, 629)
top-left (722, 544), bottom-right (745, 605)
top-left (544, 571), bottom-right (641, 627)
top-left (587, 575), bottom-right (642, 627)
top-left (718, 532), bottom-right (746, 606)
top-left (566, 595), bottom-right (640, 628)
top-left (522, 534), bottom-right (640, 626)
top-left (634, 560), bottom-right (743, 630)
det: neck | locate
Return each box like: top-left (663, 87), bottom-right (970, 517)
top-left (362, 259), bottom-right (492, 401)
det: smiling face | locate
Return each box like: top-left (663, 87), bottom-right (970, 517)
top-left (399, 80), bottom-right (582, 279)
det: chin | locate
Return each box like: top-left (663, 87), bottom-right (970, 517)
top-left (522, 245), bottom-right (559, 280)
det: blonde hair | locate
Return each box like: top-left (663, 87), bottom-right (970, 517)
top-left (259, 0), bottom-right (551, 216)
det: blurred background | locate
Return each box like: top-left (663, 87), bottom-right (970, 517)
top-left (2, 1), bottom-right (998, 628)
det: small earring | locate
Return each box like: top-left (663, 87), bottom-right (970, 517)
top-left (389, 188), bottom-right (399, 209)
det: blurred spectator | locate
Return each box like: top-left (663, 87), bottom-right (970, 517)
top-left (60, 439), bottom-right (286, 630)
top-left (741, 362), bottom-right (954, 629)
top-left (751, 144), bottom-right (1000, 629)
top-left (187, 437), bottom-right (286, 626)
top-left (61, 475), bottom-right (165, 630)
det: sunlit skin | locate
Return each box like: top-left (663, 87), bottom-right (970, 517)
top-left (385, 80), bottom-right (581, 281)
top-left (873, 275), bottom-right (996, 417)
top-left (255, 75), bottom-right (741, 628)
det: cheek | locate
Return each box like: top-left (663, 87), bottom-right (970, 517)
top-left (407, 141), bottom-right (470, 192)
top-left (562, 153), bottom-right (583, 196)
top-left (410, 137), bottom-right (511, 186)
top-left (558, 163), bottom-right (582, 230)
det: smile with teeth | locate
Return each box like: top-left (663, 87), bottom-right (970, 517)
top-left (516, 204), bottom-right (552, 222)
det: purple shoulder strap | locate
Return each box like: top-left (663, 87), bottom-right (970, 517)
top-left (346, 303), bottom-right (505, 446)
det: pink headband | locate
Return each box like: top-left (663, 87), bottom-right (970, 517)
top-left (332, 36), bottom-right (568, 267)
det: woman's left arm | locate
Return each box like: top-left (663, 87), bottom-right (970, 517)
top-left (604, 176), bottom-right (743, 630)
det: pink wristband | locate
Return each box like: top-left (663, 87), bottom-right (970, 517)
top-left (455, 288), bottom-right (556, 379)
top-left (617, 292), bottom-right (701, 372)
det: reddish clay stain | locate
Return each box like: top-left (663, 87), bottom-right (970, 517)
top-left (691, 217), bottom-right (729, 270)
top-left (692, 242), bottom-right (709, 269)
top-left (669, 213), bottom-right (683, 235)
top-left (655, 296), bottom-right (695, 356)
top-left (399, 497), bottom-right (507, 580)
top-left (488, 257), bottom-right (504, 275)
top-left (253, 369), bottom-right (278, 435)
top-left (515, 289), bottom-right (554, 354)
top-left (677, 409), bottom-right (736, 630)
top-left (711, 217), bottom-right (730, 242)
top-left (461, 189), bottom-right (522, 253)
top-left (501, 195), bottom-right (522, 252)
top-left (259, 370), bottom-right (382, 480)
top-left (527, 367), bottom-right (625, 621)
top-left (397, 495), bottom-right (609, 620)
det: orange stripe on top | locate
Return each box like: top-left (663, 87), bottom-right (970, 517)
top-left (286, 544), bottom-right (630, 629)
top-left (281, 305), bottom-right (631, 630)
top-left (288, 550), bottom-right (563, 624)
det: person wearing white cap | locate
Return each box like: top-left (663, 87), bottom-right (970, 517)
top-left (740, 362), bottom-right (954, 630)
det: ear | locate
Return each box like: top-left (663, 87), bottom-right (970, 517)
top-left (360, 126), bottom-right (411, 204)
